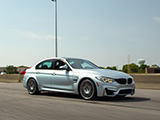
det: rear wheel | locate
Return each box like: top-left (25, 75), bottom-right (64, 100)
top-left (79, 79), bottom-right (96, 100)
top-left (27, 79), bottom-right (40, 95)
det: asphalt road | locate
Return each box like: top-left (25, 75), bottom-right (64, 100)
top-left (0, 83), bottom-right (160, 120)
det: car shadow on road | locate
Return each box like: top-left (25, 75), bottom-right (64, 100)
top-left (40, 91), bottom-right (81, 99)
top-left (96, 96), bottom-right (151, 102)
top-left (40, 91), bottom-right (151, 103)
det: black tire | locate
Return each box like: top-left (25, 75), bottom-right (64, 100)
top-left (27, 79), bottom-right (40, 95)
top-left (79, 79), bottom-right (96, 100)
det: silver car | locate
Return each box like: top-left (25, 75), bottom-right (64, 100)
top-left (23, 57), bottom-right (135, 100)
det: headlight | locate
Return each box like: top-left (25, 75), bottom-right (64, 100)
top-left (96, 76), bottom-right (115, 83)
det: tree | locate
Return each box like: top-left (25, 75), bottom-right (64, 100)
top-left (138, 64), bottom-right (150, 73)
top-left (122, 63), bottom-right (150, 73)
top-left (18, 65), bottom-right (29, 68)
top-left (122, 63), bottom-right (139, 73)
top-left (122, 64), bottom-right (128, 73)
top-left (130, 63), bottom-right (139, 73)
top-left (5, 65), bottom-right (18, 74)
top-left (106, 66), bottom-right (117, 70)
top-left (99, 66), bottom-right (105, 69)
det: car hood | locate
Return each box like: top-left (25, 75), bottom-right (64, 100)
top-left (74, 69), bottom-right (132, 79)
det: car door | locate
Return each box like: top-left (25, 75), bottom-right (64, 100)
top-left (50, 59), bottom-right (75, 91)
top-left (35, 59), bottom-right (54, 88)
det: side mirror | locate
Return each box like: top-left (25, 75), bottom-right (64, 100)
top-left (59, 66), bottom-right (70, 71)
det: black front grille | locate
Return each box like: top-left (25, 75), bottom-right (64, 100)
top-left (115, 79), bottom-right (126, 84)
top-left (119, 89), bottom-right (132, 94)
top-left (115, 78), bottom-right (133, 84)
top-left (128, 78), bottom-right (133, 84)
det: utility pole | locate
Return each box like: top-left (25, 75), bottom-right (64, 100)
top-left (128, 54), bottom-right (130, 73)
top-left (51, 0), bottom-right (58, 57)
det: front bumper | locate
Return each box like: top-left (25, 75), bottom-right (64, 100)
top-left (104, 88), bottom-right (135, 97)
top-left (96, 81), bottom-right (135, 97)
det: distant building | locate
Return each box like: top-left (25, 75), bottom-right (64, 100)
top-left (146, 66), bottom-right (160, 73)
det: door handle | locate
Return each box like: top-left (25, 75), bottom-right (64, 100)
top-left (36, 72), bottom-right (40, 74)
top-left (52, 73), bottom-right (56, 75)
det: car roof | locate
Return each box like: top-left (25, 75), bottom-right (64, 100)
top-left (62, 57), bottom-right (86, 60)
top-left (35, 57), bottom-right (87, 65)
top-left (42, 57), bottom-right (86, 61)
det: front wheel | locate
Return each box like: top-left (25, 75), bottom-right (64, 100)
top-left (27, 79), bottom-right (40, 95)
top-left (79, 79), bottom-right (96, 100)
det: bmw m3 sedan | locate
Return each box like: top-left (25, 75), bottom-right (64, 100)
top-left (23, 57), bottom-right (135, 100)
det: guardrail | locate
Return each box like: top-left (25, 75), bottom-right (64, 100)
top-left (130, 74), bottom-right (160, 90)
top-left (130, 74), bottom-right (160, 83)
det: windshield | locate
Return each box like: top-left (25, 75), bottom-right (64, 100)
top-left (66, 59), bottom-right (100, 69)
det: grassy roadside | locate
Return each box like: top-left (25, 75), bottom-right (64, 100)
top-left (0, 74), bottom-right (23, 83)
top-left (0, 79), bottom-right (22, 83)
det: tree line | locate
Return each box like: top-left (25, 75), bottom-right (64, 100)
top-left (2, 65), bottom-right (28, 74)
top-left (1, 64), bottom-right (159, 74)
top-left (101, 63), bottom-right (158, 73)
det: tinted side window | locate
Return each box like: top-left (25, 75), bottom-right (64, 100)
top-left (36, 60), bottom-right (53, 69)
top-left (53, 60), bottom-right (67, 70)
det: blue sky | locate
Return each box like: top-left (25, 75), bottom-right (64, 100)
top-left (0, 0), bottom-right (160, 69)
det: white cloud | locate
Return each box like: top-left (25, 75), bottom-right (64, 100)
top-left (13, 29), bottom-right (62, 40)
top-left (153, 16), bottom-right (160, 23)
